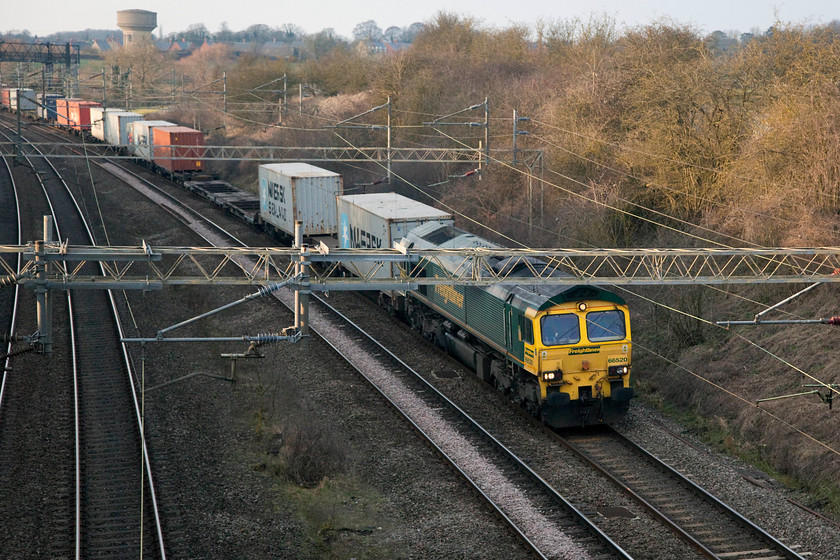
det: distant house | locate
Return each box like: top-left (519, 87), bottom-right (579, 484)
top-left (221, 39), bottom-right (303, 60)
top-left (90, 38), bottom-right (112, 52)
top-left (168, 39), bottom-right (195, 52)
top-left (356, 39), bottom-right (411, 56)
top-left (258, 39), bottom-right (303, 60)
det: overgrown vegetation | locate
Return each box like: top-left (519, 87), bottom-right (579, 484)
top-left (9, 10), bottom-right (840, 519)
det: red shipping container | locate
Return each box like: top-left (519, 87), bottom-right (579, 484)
top-left (67, 99), bottom-right (101, 131)
top-left (1, 88), bottom-right (11, 109)
top-left (152, 126), bottom-right (205, 172)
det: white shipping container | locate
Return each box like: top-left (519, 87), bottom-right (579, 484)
top-left (337, 192), bottom-right (453, 279)
top-left (89, 107), bottom-right (108, 141)
top-left (104, 111), bottom-right (142, 147)
top-left (128, 120), bottom-right (175, 160)
top-left (10, 88), bottom-right (36, 111)
top-left (89, 107), bottom-right (128, 141)
top-left (258, 163), bottom-right (343, 236)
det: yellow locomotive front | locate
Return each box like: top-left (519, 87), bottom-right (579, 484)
top-left (526, 298), bottom-right (634, 427)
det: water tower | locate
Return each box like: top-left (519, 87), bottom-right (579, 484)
top-left (117, 9), bottom-right (157, 47)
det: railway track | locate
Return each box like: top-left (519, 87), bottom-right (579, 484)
top-left (0, 137), bottom-right (22, 388)
top-left (67, 150), bottom-right (631, 559)
top-left (310, 295), bottom-right (635, 559)
top-left (0, 121), bottom-right (167, 559)
top-left (0, 125), bottom-right (78, 557)
top-left (3, 111), bottom-right (825, 557)
top-left (558, 426), bottom-right (806, 559)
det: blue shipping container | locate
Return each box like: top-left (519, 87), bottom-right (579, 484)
top-left (37, 94), bottom-right (64, 121)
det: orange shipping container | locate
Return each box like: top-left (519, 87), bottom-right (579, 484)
top-left (56, 98), bottom-right (78, 127)
top-left (152, 126), bottom-right (204, 172)
top-left (67, 100), bottom-right (101, 131)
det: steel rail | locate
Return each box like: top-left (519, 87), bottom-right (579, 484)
top-left (8, 125), bottom-right (82, 558)
top-left (0, 140), bottom-right (22, 414)
top-left (10, 121), bottom-right (168, 559)
top-left (308, 295), bottom-right (632, 559)
top-left (557, 426), bottom-right (806, 560)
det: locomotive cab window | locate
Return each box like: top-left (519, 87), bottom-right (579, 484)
top-left (518, 316), bottom-right (534, 344)
top-left (585, 310), bottom-right (626, 342)
top-left (541, 314), bottom-right (580, 346)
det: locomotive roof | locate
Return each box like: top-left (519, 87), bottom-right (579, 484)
top-left (403, 221), bottom-right (626, 310)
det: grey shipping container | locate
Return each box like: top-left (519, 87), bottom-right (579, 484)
top-left (104, 111), bottom-right (142, 147)
top-left (258, 163), bottom-right (343, 237)
top-left (128, 120), bottom-right (175, 161)
top-left (10, 88), bottom-right (36, 111)
top-left (337, 192), bottom-right (453, 280)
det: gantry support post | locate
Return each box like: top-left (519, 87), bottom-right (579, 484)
top-left (294, 221), bottom-right (310, 350)
top-left (35, 216), bottom-right (54, 354)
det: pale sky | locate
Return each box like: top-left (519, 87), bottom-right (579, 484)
top-left (2, 1), bottom-right (837, 39)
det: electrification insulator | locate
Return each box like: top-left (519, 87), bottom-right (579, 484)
top-left (247, 332), bottom-right (291, 346)
top-left (825, 317), bottom-right (840, 326)
top-left (0, 275), bottom-right (19, 287)
top-left (257, 282), bottom-right (287, 297)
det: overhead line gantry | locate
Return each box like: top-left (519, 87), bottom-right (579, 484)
top-left (4, 238), bottom-right (840, 354)
top-left (4, 243), bottom-right (840, 290)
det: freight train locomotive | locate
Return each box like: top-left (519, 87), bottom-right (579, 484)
top-left (382, 221), bottom-right (634, 428)
top-left (1, 92), bottom-right (634, 427)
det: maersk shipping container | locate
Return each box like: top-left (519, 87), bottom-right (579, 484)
top-left (337, 192), bottom-right (453, 279)
top-left (128, 120), bottom-right (175, 161)
top-left (258, 163), bottom-right (343, 237)
top-left (37, 93), bottom-right (63, 121)
top-left (9, 88), bottom-right (36, 111)
top-left (152, 126), bottom-right (204, 172)
top-left (104, 111), bottom-right (142, 147)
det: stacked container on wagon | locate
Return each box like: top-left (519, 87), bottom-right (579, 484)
top-left (258, 163), bottom-right (343, 238)
top-left (152, 125), bottom-right (205, 173)
top-left (55, 98), bottom-right (77, 127)
top-left (64, 99), bottom-right (101, 131)
top-left (337, 192), bottom-right (454, 280)
top-left (90, 107), bottom-right (116, 141)
top-left (105, 111), bottom-right (143, 148)
top-left (9, 88), bottom-right (36, 112)
top-left (37, 93), bottom-right (63, 121)
top-left (128, 120), bottom-right (175, 160)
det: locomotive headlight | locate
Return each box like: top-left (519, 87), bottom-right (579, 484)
top-left (608, 365), bottom-right (629, 376)
top-left (542, 371), bottom-right (560, 381)
top-left (577, 302), bottom-right (587, 312)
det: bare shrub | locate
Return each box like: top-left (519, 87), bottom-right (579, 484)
top-left (278, 417), bottom-right (347, 488)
